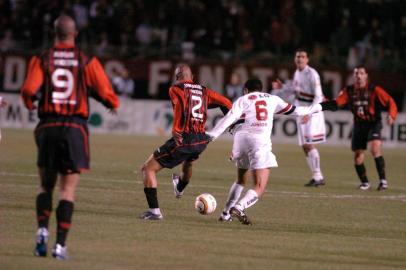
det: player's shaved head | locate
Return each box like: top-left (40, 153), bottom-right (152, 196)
top-left (54, 14), bottom-right (77, 41)
top-left (174, 64), bottom-right (193, 81)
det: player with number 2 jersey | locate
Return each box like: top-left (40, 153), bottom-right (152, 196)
top-left (139, 64), bottom-right (231, 220)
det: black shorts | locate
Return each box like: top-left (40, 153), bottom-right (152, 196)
top-left (35, 116), bottom-right (89, 174)
top-left (351, 121), bottom-right (382, 151)
top-left (153, 133), bottom-right (209, 169)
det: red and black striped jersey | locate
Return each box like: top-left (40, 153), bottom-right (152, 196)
top-left (170, 80), bottom-right (232, 135)
top-left (21, 43), bottom-right (119, 119)
top-left (336, 83), bottom-right (397, 122)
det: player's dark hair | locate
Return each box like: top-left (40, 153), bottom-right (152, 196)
top-left (354, 65), bottom-right (367, 72)
top-left (244, 78), bottom-right (263, 93)
top-left (295, 48), bottom-right (309, 56)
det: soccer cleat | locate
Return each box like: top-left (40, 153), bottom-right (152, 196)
top-left (359, 182), bottom-right (371, 190)
top-left (52, 244), bottom-right (68, 260)
top-left (377, 181), bottom-right (388, 191)
top-left (218, 211), bottom-right (233, 222)
top-left (34, 227), bottom-right (49, 257)
top-left (172, 174), bottom-right (184, 198)
top-left (139, 211), bottom-right (163, 220)
top-left (304, 179), bottom-right (326, 187)
top-left (230, 207), bottom-right (252, 225)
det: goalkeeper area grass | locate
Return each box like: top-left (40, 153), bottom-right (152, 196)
top-left (1, 128), bottom-right (406, 270)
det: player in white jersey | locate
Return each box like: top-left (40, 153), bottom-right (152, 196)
top-left (272, 49), bottom-right (326, 187)
top-left (206, 79), bottom-right (329, 225)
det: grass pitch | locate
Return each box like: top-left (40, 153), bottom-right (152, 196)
top-left (1, 128), bottom-right (406, 270)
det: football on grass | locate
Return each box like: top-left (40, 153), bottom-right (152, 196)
top-left (195, 193), bottom-right (217, 215)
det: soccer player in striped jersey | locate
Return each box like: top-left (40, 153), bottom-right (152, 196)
top-left (272, 49), bottom-right (327, 187)
top-left (207, 78), bottom-right (331, 225)
top-left (139, 64), bottom-right (232, 220)
top-left (21, 15), bottom-right (119, 259)
top-left (321, 66), bottom-right (398, 191)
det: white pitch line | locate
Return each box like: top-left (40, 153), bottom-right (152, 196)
top-left (2, 171), bottom-right (406, 203)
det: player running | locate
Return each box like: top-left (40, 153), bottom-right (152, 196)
top-left (139, 64), bottom-right (232, 220)
top-left (206, 78), bottom-right (331, 225)
top-left (21, 15), bottom-right (119, 259)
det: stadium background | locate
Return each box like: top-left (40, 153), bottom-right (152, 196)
top-left (1, 1), bottom-right (406, 269)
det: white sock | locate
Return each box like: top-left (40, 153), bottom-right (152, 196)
top-left (223, 182), bottom-right (244, 213)
top-left (149, 208), bottom-right (162, 215)
top-left (306, 148), bottom-right (323, 181)
top-left (235, 189), bottom-right (259, 211)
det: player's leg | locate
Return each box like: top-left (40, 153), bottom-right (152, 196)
top-left (140, 154), bottom-right (164, 219)
top-left (300, 114), bottom-right (325, 186)
top-left (51, 173), bottom-right (79, 260)
top-left (219, 168), bottom-right (248, 221)
top-left (369, 139), bottom-right (387, 190)
top-left (231, 168), bottom-right (270, 225)
top-left (34, 167), bottom-right (58, 257)
top-left (352, 123), bottom-right (370, 190)
top-left (303, 144), bottom-right (325, 186)
top-left (172, 160), bottom-right (193, 198)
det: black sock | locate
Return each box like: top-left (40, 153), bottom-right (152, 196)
top-left (56, 200), bottom-right (74, 247)
top-left (355, 164), bottom-right (369, 183)
top-left (36, 192), bottom-right (52, 228)
top-left (144, 188), bottom-right (159, 208)
top-left (374, 156), bottom-right (386, 180)
top-left (177, 177), bottom-right (189, 192)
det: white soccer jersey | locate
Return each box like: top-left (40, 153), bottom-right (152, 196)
top-left (207, 92), bottom-right (321, 141)
top-left (273, 65), bottom-right (326, 145)
top-left (207, 92), bottom-right (322, 169)
top-left (291, 65), bottom-right (324, 106)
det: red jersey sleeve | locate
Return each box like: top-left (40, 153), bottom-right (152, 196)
top-left (206, 89), bottom-right (232, 114)
top-left (335, 88), bottom-right (349, 107)
top-left (21, 56), bottom-right (44, 110)
top-left (169, 86), bottom-right (185, 134)
top-left (375, 86), bottom-right (398, 120)
top-left (84, 57), bottom-right (120, 109)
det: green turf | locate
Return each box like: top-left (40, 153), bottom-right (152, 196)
top-left (1, 128), bottom-right (405, 270)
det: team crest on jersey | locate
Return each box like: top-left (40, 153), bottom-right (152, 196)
top-left (248, 95), bottom-right (257, 100)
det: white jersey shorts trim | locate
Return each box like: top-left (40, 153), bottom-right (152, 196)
top-left (297, 111), bottom-right (326, 145)
top-left (231, 132), bottom-right (278, 169)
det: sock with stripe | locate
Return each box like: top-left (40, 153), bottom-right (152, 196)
top-left (56, 200), bottom-right (74, 247)
top-left (235, 189), bottom-right (259, 211)
top-left (223, 182), bottom-right (244, 213)
top-left (306, 148), bottom-right (323, 181)
top-left (36, 192), bottom-right (53, 228)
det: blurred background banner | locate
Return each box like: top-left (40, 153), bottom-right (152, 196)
top-left (1, 55), bottom-right (405, 109)
top-left (1, 93), bottom-right (405, 148)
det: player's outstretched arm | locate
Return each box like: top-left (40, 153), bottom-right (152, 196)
top-left (319, 100), bottom-right (339, 111)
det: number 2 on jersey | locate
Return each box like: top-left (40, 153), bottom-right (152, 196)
top-left (191, 95), bottom-right (203, 119)
top-left (51, 68), bottom-right (75, 104)
top-left (255, 100), bottom-right (268, 121)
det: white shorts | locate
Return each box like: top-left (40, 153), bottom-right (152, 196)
top-left (297, 111), bottom-right (326, 145)
top-left (231, 133), bottom-right (278, 169)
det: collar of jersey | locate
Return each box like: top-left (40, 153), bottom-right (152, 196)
top-left (54, 43), bottom-right (75, 49)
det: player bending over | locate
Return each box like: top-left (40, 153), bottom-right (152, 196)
top-left (206, 78), bottom-right (332, 225)
top-left (139, 64), bottom-right (232, 220)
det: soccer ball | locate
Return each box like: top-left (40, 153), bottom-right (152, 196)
top-left (195, 193), bottom-right (217, 215)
